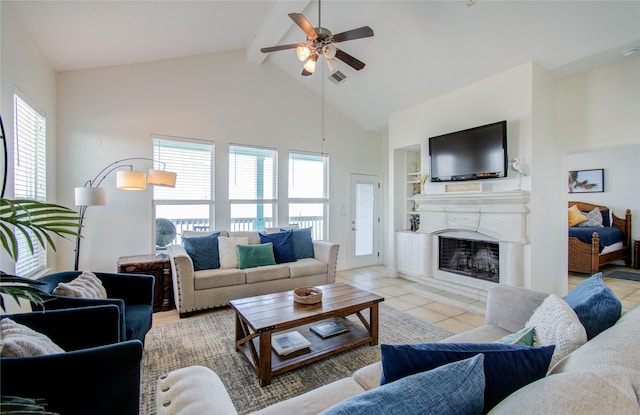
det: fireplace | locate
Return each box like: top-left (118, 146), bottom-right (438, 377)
top-left (406, 190), bottom-right (530, 303)
top-left (439, 236), bottom-right (499, 283)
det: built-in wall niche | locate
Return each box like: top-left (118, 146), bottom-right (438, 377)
top-left (393, 145), bottom-right (423, 232)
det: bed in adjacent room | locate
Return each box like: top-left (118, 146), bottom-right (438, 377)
top-left (568, 201), bottom-right (632, 274)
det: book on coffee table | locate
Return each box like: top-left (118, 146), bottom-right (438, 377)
top-left (271, 331), bottom-right (311, 356)
top-left (310, 320), bottom-right (349, 339)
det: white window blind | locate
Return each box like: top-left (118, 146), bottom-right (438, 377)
top-left (13, 93), bottom-right (47, 276)
top-left (288, 152), bottom-right (328, 240)
top-left (229, 145), bottom-right (277, 231)
top-left (152, 137), bottom-right (214, 242)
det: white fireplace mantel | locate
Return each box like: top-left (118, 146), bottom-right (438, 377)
top-left (413, 190), bottom-right (530, 244)
top-left (405, 190), bottom-right (531, 303)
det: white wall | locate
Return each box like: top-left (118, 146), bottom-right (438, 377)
top-left (389, 62), bottom-right (564, 294)
top-left (1, 4), bottom-right (58, 275)
top-left (1, 5), bottom-right (58, 312)
top-left (558, 57), bottom-right (640, 243)
top-left (56, 50), bottom-right (383, 272)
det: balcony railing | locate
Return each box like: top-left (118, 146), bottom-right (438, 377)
top-left (169, 216), bottom-right (324, 244)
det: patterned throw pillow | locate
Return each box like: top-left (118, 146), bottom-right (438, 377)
top-left (525, 294), bottom-right (587, 368)
top-left (577, 208), bottom-right (604, 227)
top-left (0, 318), bottom-right (65, 357)
top-left (52, 271), bottom-right (107, 299)
top-left (218, 236), bottom-right (249, 269)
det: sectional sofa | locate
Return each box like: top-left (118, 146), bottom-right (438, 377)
top-left (156, 277), bottom-right (640, 414)
top-left (167, 229), bottom-right (339, 317)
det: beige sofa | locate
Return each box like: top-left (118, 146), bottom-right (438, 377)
top-left (156, 284), bottom-right (640, 414)
top-left (167, 231), bottom-right (339, 317)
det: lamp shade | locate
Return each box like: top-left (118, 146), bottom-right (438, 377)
top-left (116, 170), bottom-right (147, 190)
top-left (75, 187), bottom-right (107, 206)
top-left (148, 169), bottom-right (177, 187)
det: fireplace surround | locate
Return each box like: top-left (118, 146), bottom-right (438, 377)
top-left (409, 190), bottom-right (530, 302)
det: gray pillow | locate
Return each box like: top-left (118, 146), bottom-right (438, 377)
top-left (577, 208), bottom-right (604, 227)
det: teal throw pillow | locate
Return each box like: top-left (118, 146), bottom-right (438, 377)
top-left (563, 272), bottom-right (621, 339)
top-left (380, 342), bottom-right (555, 413)
top-left (237, 243), bottom-right (276, 269)
top-left (320, 354), bottom-right (485, 415)
top-left (182, 232), bottom-right (220, 271)
top-left (259, 230), bottom-right (296, 263)
top-left (285, 227), bottom-right (314, 259)
top-left (494, 327), bottom-right (535, 346)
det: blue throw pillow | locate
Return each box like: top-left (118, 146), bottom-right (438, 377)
top-left (563, 272), bottom-right (621, 339)
top-left (285, 227), bottom-right (314, 259)
top-left (320, 354), bottom-right (485, 415)
top-left (182, 232), bottom-right (220, 271)
top-left (600, 209), bottom-right (611, 227)
top-left (259, 230), bottom-right (296, 263)
top-left (380, 342), bottom-right (555, 413)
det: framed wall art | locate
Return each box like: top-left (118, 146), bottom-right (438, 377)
top-left (568, 169), bottom-right (604, 193)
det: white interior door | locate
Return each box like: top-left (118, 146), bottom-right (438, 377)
top-left (349, 174), bottom-right (380, 268)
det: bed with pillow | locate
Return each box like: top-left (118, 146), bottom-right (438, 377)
top-left (568, 201), bottom-right (632, 274)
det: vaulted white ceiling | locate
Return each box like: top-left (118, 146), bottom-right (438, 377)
top-left (6, 1), bottom-right (640, 132)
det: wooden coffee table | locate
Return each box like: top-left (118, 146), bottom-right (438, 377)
top-left (229, 282), bottom-right (384, 386)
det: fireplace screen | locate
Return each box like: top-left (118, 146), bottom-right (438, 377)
top-left (438, 236), bottom-right (499, 283)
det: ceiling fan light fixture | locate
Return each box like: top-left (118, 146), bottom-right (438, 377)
top-left (326, 57), bottom-right (338, 72)
top-left (303, 54), bottom-right (318, 74)
top-left (296, 45), bottom-right (311, 62)
top-left (322, 44), bottom-right (337, 59)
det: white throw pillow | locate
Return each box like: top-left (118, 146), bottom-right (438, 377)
top-left (53, 270), bottom-right (107, 299)
top-left (525, 294), bottom-right (587, 368)
top-left (0, 318), bottom-right (65, 357)
top-left (218, 236), bottom-right (249, 269)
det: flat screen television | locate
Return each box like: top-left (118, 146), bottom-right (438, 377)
top-left (429, 120), bottom-right (507, 182)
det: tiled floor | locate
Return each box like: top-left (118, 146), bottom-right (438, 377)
top-left (153, 264), bottom-right (640, 333)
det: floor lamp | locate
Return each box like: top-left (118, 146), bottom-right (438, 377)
top-left (73, 158), bottom-right (177, 270)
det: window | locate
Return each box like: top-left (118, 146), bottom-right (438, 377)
top-left (229, 145), bottom-right (277, 231)
top-left (288, 152), bottom-right (328, 240)
top-left (13, 93), bottom-right (47, 276)
top-left (152, 137), bottom-right (214, 245)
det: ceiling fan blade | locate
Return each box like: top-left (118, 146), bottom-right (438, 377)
top-left (288, 13), bottom-right (318, 40)
top-left (335, 48), bottom-right (366, 71)
top-left (332, 26), bottom-right (374, 43)
top-left (261, 43), bottom-right (306, 53)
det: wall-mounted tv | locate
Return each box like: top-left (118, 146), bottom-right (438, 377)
top-left (429, 120), bottom-right (507, 182)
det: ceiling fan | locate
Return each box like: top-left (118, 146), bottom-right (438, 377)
top-left (260, 0), bottom-right (374, 76)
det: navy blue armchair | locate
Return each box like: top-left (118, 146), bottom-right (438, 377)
top-left (34, 271), bottom-right (154, 343)
top-left (0, 305), bottom-right (143, 415)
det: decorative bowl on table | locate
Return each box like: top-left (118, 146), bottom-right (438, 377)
top-left (293, 287), bottom-right (323, 305)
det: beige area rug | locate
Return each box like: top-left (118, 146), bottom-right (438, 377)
top-left (140, 303), bottom-right (453, 415)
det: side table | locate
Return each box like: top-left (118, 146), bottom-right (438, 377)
top-left (117, 253), bottom-right (173, 312)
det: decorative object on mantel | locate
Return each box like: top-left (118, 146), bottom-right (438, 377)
top-left (445, 183), bottom-right (482, 193)
top-left (293, 286), bottom-right (323, 304)
top-left (510, 157), bottom-right (528, 190)
top-left (418, 172), bottom-right (430, 194)
top-left (74, 158), bottom-right (178, 270)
